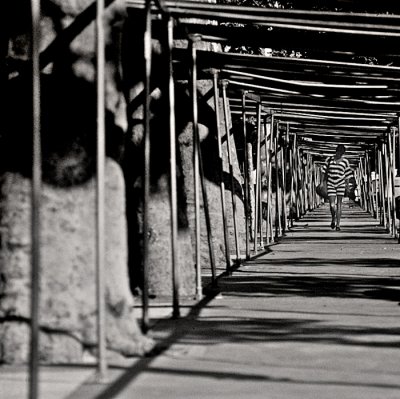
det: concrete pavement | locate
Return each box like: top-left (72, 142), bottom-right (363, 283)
top-left (3, 200), bottom-right (400, 398)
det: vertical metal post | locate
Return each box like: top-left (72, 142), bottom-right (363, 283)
top-left (383, 142), bottom-right (392, 232)
top-left (385, 141), bottom-right (392, 233)
top-left (386, 141), bottom-right (393, 233)
top-left (364, 155), bottom-right (372, 212)
top-left (95, 0), bottom-right (107, 379)
top-left (264, 116), bottom-right (271, 244)
top-left (280, 150), bottom-right (286, 232)
top-left (289, 145), bottom-right (294, 225)
top-left (253, 103), bottom-right (262, 252)
top-left (374, 144), bottom-right (379, 219)
top-left (398, 117), bottom-right (400, 176)
top-left (258, 157), bottom-right (264, 247)
top-left (358, 163), bottom-right (365, 210)
top-left (304, 154), bottom-right (308, 212)
top-left (142, 0), bottom-right (152, 332)
top-left (366, 152), bottom-right (374, 216)
top-left (356, 164), bottom-right (362, 209)
top-left (212, 72), bottom-right (231, 273)
top-left (190, 37), bottom-right (202, 300)
top-left (359, 156), bottom-right (367, 212)
top-left (267, 162), bottom-right (273, 243)
top-left (275, 123), bottom-right (282, 237)
top-left (29, 1), bottom-right (41, 398)
top-left (168, 18), bottom-right (180, 316)
top-left (293, 134), bottom-right (300, 220)
top-left (391, 128), bottom-right (397, 237)
top-left (221, 81), bottom-right (241, 265)
top-left (379, 148), bottom-right (386, 226)
top-left (389, 130), bottom-right (397, 237)
top-left (394, 127), bottom-right (397, 180)
top-left (281, 124), bottom-right (289, 231)
top-left (270, 115), bottom-right (275, 240)
top-left (198, 135), bottom-right (218, 287)
top-left (193, 72), bottom-right (217, 287)
top-left (241, 93), bottom-right (250, 260)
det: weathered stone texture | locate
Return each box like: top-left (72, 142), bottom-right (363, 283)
top-left (0, 160), bottom-right (153, 364)
top-left (147, 176), bottom-right (196, 297)
top-left (180, 80), bottom-right (246, 273)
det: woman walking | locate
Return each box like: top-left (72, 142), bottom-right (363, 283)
top-left (321, 144), bottom-right (353, 231)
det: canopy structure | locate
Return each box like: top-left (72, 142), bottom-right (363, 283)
top-left (128, 0), bottom-right (400, 162)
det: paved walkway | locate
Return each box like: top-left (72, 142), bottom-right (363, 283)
top-left (2, 200), bottom-right (400, 398)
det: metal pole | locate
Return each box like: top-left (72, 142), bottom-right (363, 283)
top-left (391, 128), bottom-right (397, 237)
top-left (398, 117), bottom-right (400, 177)
top-left (385, 141), bottom-right (392, 233)
top-left (241, 92), bottom-right (250, 260)
top-left (384, 142), bottom-right (392, 231)
top-left (142, 0), bottom-right (152, 332)
top-left (275, 123), bottom-right (282, 237)
top-left (281, 124), bottom-right (289, 231)
top-left (29, 1), bottom-right (41, 397)
top-left (253, 103), bottom-right (262, 252)
top-left (268, 161), bottom-right (273, 243)
top-left (359, 156), bottom-right (367, 212)
top-left (198, 132), bottom-right (218, 287)
top-left (96, 0), bottom-right (107, 381)
top-left (289, 144), bottom-right (294, 225)
top-left (389, 131), bottom-right (397, 237)
top-left (394, 127), bottom-right (397, 181)
top-left (364, 155), bottom-right (372, 213)
top-left (96, 0), bottom-right (107, 380)
top-left (366, 152), bottom-right (374, 216)
top-left (264, 116), bottom-right (271, 244)
top-left (374, 144), bottom-right (379, 219)
top-left (304, 154), bottom-right (308, 212)
top-left (280, 149), bottom-right (286, 232)
top-left (258, 158), bottom-right (264, 247)
top-left (293, 134), bottom-right (300, 220)
top-left (168, 17), bottom-right (180, 317)
top-left (378, 149), bottom-right (384, 225)
top-left (221, 81), bottom-right (241, 265)
top-left (190, 37), bottom-right (202, 300)
top-left (212, 72), bottom-right (231, 273)
top-left (355, 164), bottom-right (362, 210)
top-left (360, 163), bottom-right (365, 210)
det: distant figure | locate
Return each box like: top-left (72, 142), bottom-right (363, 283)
top-left (321, 144), bottom-right (353, 231)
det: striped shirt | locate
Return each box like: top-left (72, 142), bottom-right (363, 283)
top-left (321, 156), bottom-right (353, 186)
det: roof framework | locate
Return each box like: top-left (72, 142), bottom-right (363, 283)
top-left (128, 0), bottom-right (400, 158)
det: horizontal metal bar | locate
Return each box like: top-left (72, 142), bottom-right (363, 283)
top-left (197, 49), bottom-right (400, 75)
top-left (228, 79), bottom-right (300, 95)
top-left (229, 98), bottom-right (397, 117)
top-left (221, 68), bottom-right (388, 89)
top-left (128, 0), bottom-right (400, 22)
top-left (127, 1), bottom-right (400, 37)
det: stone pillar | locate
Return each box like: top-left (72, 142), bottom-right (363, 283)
top-left (179, 79), bottom-right (246, 275)
top-left (0, 160), bottom-right (153, 364)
